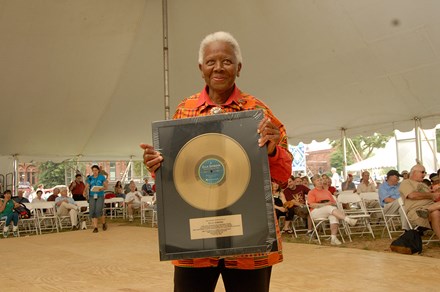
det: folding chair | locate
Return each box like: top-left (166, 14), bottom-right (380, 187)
top-left (337, 192), bottom-right (375, 241)
top-left (17, 203), bottom-right (39, 236)
top-left (291, 214), bottom-right (309, 238)
top-left (141, 196), bottom-right (155, 226)
top-left (360, 192), bottom-right (392, 238)
top-left (32, 201), bottom-right (59, 234)
top-left (104, 198), bottom-right (125, 219)
top-left (305, 201), bottom-right (345, 245)
top-left (76, 201), bottom-right (91, 229)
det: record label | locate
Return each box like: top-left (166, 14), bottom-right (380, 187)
top-left (198, 158), bottom-right (225, 185)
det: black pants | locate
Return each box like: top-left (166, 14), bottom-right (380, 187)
top-left (73, 194), bottom-right (86, 201)
top-left (174, 260), bottom-right (272, 292)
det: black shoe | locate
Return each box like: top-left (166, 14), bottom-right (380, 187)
top-left (103, 223), bottom-right (107, 231)
top-left (71, 226), bottom-right (78, 231)
top-left (93, 228), bottom-right (98, 233)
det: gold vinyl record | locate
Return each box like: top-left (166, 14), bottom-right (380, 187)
top-left (173, 133), bottom-right (251, 211)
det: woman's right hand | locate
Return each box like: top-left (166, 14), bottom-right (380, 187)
top-left (140, 143), bottom-right (163, 173)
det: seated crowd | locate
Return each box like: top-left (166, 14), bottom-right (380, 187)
top-left (273, 165), bottom-right (440, 245)
top-left (0, 174), bottom-right (156, 238)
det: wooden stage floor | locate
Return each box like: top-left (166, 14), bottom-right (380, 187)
top-left (1, 224), bottom-right (438, 291)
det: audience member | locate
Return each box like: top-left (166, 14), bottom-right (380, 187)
top-left (378, 170), bottom-right (409, 229)
top-left (69, 174), bottom-right (86, 201)
top-left (341, 174), bottom-right (356, 191)
top-left (114, 181), bottom-right (125, 199)
top-left (356, 171), bottom-right (376, 193)
top-left (13, 190), bottom-right (30, 204)
top-left (429, 173), bottom-right (439, 192)
top-left (47, 188), bottom-right (60, 202)
top-left (0, 190), bottom-right (20, 237)
top-left (422, 179), bottom-right (432, 187)
top-left (322, 174), bottom-right (338, 195)
top-left (271, 181), bottom-right (287, 220)
top-left (32, 190), bottom-right (45, 203)
top-left (55, 188), bottom-right (79, 230)
top-left (125, 181), bottom-right (143, 222)
top-left (331, 167), bottom-right (341, 190)
top-left (141, 177), bottom-right (154, 196)
top-left (307, 175), bottom-right (357, 245)
top-left (301, 176), bottom-right (311, 188)
top-left (282, 176), bottom-right (310, 233)
top-left (401, 170), bottom-right (409, 180)
top-left (399, 164), bottom-right (440, 239)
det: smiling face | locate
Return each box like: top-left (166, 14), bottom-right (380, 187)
top-left (271, 181), bottom-right (280, 194)
top-left (312, 175), bottom-right (324, 189)
top-left (199, 41), bottom-right (241, 103)
top-left (362, 171), bottom-right (370, 183)
top-left (287, 177), bottom-right (295, 189)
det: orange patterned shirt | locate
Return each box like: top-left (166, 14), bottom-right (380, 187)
top-left (171, 85), bottom-right (292, 270)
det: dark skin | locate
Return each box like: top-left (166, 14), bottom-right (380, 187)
top-left (140, 40), bottom-right (280, 171)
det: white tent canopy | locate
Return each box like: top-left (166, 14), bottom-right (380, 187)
top-left (346, 137), bottom-right (397, 171)
top-left (1, 0), bottom-right (440, 164)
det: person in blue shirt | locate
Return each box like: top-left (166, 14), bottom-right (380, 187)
top-left (84, 165), bottom-right (108, 233)
top-left (378, 169), bottom-right (409, 229)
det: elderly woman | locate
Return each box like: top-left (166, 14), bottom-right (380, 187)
top-left (0, 190), bottom-right (20, 237)
top-left (307, 175), bottom-right (357, 245)
top-left (140, 31), bottom-right (292, 292)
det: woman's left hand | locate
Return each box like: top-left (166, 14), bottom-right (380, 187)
top-left (258, 117), bottom-right (280, 156)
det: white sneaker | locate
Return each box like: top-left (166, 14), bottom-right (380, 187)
top-left (345, 217), bottom-right (358, 227)
top-left (129, 216), bottom-right (133, 222)
top-left (331, 237), bottom-right (342, 245)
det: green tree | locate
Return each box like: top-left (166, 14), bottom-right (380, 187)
top-left (37, 161), bottom-right (66, 188)
top-left (330, 133), bottom-right (392, 173)
top-left (133, 161), bottom-right (148, 178)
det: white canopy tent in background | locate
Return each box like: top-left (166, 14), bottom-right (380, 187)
top-left (346, 137), bottom-right (398, 172)
top-left (1, 1), bottom-right (440, 174)
top-left (345, 126), bottom-right (439, 175)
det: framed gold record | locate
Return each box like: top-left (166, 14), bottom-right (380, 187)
top-left (173, 133), bottom-right (250, 211)
top-left (152, 110), bottom-right (279, 261)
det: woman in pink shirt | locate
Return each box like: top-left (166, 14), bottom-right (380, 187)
top-left (307, 174), bottom-right (357, 245)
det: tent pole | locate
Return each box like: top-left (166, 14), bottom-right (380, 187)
top-left (12, 154), bottom-right (18, 196)
top-left (162, 0), bottom-right (170, 120)
top-left (419, 126), bottom-right (437, 171)
top-left (414, 117), bottom-right (422, 164)
top-left (342, 128), bottom-right (347, 179)
top-left (394, 130), bottom-right (400, 171)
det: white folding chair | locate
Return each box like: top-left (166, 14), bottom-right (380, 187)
top-left (291, 214), bottom-right (309, 238)
top-left (17, 203), bottom-right (39, 236)
top-left (32, 201), bottom-right (59, 234)
top-left (76, 201), bottom-right (91, 229)
top-left (305, 201), bottom-right (345, 245)
top-left (360, 192), bottom-right (390, 236)
top-left (337, 192), bottom-right (375, 241)
top-left (141, 196), bottom-right (154, 225)
top-left (104, 198), bottom-right (125, 219)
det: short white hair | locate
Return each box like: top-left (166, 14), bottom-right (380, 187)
top-left (198, 31), bottom-right (242, 65)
